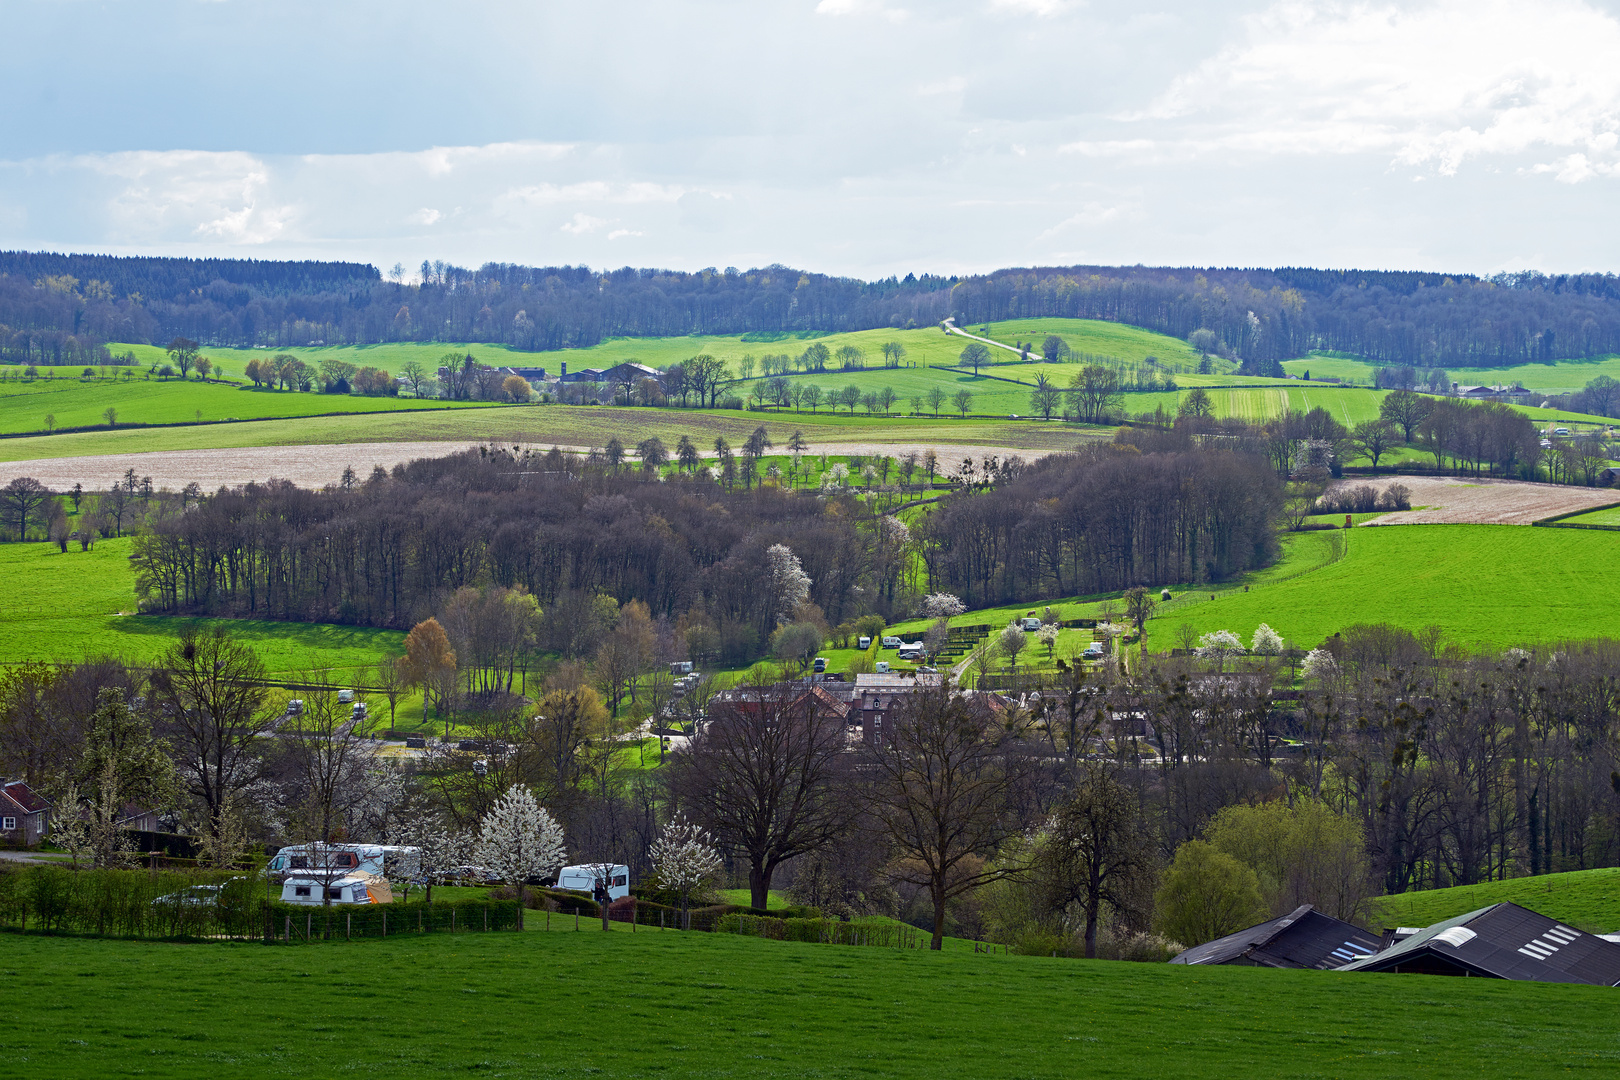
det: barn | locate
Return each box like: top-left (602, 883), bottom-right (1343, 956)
top-left (1337, 902), bottom-right (1620, 985)
top-left (1170, 905), bottom-right (1382, 970)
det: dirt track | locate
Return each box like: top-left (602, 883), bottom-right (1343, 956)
top-left (0, 440), bottom-right (1045, 491)
top-left (1340, 475), bottom-right (1619, 525)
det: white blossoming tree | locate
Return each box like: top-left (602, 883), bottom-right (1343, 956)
top-left (1250, 623), bottom-right (1283, 656)
top-left (920, 593), bottom-right (966, 619)
top-left (397, 812), bottom-right (473, 904)
top-left (649, 815), bottom-right (725, 929)
top-left (475, 784), bottom-right (566, 928)
top-left (1196, 630), bottom-right (1244, 672)
top-left (765, 543), bottom-right (812, 624)
top-left (1301, 648), bottom-right (1338, 680)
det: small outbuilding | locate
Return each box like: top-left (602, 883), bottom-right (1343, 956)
top-left (1170, 905), bottom-right (1382, 970)
top-left (0, 780), bottom-right (52, 845)
top-left (1337, 902), bottom-right (1620, 985)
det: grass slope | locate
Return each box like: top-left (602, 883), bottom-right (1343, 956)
top-left (0, 538), bottom-right (402, 676)
top-left (0, 372), bottom-right (491, 435)
top-left (1150, 525), bottom-right (1620, 652)
top-left (1368, 868), bottom-right (1620, 933)
top-left (5, 930), bottom-right (1619, 1078)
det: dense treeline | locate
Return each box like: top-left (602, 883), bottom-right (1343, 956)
top-left (6, 251), bottom-right (1620, 369)
top-left (129, 448), bottom-right (903, 653)
top-left (917, 443), bottom-right (1283, 607)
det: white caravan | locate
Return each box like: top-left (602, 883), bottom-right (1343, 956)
top-left (266, 843), bottom-right (420, 881)
top-left (555, 863), bottom-right (630, 901)
top-left (279, 875), bottom-right (379, 905)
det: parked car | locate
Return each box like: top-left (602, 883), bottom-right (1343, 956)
top-left (285, 699), bottom-right (304, 716)
top-left (1020, 617), bottom-right (1041, 631)
top-left (1081, 642), bottom-right (1106, 660)
top-left (404, 737), bottom-right (426, 748)
top-left (337, 689), bottom-right (355, 703)
top-left (880, 636), bottom-right (901, 648)
top-left (813, 657), bottom-right (827, 673)
top-left (897, 644), bottom-right (926, 661)
top-left (152, 884), bottom-right (224, 908)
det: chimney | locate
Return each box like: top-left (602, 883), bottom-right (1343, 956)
top-left (561, 361), bottom-right (568, 377)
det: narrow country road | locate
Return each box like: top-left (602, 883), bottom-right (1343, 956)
top-left (942, 317), bottom-right (1049, 362)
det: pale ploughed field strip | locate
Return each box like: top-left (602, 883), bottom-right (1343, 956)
top-left (0, 441), bottom-right (1034, 491)
top-left (1344, 476), bottom-right (1620, 526)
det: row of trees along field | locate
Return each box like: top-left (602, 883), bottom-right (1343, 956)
top-left (8, 252), bottom-right (1620, 367)
top-left (7, 621), bottom-right (1620, 953)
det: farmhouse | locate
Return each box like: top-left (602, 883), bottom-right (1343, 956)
top-left (1170, 905), bottom-right (1382, 969)
top-left (1337, 902), bottom-right (1620, 985)
top-left (0, 780), bottom-right (51, 845)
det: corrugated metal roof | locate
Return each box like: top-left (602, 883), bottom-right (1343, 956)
top-left (1338, 902), bottom-right (1620, 985)
top-left (1170, 905), bottom-right (1382, 970)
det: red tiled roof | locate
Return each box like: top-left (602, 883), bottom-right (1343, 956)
top-left (2, 781), bottom-right (49, 814)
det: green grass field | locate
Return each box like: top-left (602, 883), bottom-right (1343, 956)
top-left (105, 340), bottom-right (537, 380)
top-left (5, 929), bottom-right (1619, 1078)
top-left (1550, 505), bottom-right (1620, 526)
top-left (1368, 867), bottom-right (1620, 933)
top-left (0, 404), bottom-right (1089, 465)
top-left (1283, 352), bottom-right (1620, 394)
top-left (1148, 525), bottom-right (1620, 652)
top-left (0, 371), bottom-right (496, 435)
top-left (0, 538), bottom-right (402, 677)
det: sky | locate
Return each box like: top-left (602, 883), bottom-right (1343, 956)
top-left (3, 0), bottom-right (1620, 279)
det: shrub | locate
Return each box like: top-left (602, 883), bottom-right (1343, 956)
top-left (1154, 841), bottom-right (1267, 947)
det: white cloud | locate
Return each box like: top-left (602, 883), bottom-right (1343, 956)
top-left (560, 212), bottom-right (608, 235)
top-left (409, 207), bottom-right (441, 225)
top-left (814, 0), bottom-right (908, 23)
top-left (607, 228), bottom-right (645, 240)
top-left (990, 0), bottom-right (1075, 16)
top-left (81, 149), bottom-right (292, 244)
top-left (1125, 0), bottom-right (1620, 179)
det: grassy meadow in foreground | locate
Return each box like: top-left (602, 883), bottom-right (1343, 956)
top-left (4, 929), bottom-right (1619, 1079)
top-left (1366, 867), bottom-right (1620, 933)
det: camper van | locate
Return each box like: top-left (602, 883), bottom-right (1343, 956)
top-left (266, 843), bottom-right (419, 882)
top-left (280, 876), bottom-right (378, 905)
top-left (555, 863), bottom-right (630, 901)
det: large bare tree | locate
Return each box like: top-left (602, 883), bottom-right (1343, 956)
top-left (864, 686), bottom-right (1028, 950)
top-left (670, 683), bottom-right (851, 909)
top-left (1035, 763), bottom-right (1155, 958)
top-left (149, 627), bottom-right (277, 839)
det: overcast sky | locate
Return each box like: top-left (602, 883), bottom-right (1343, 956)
top-left (3, 0), bottom-right (1619, 279)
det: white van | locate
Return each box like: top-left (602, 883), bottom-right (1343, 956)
top-left (1021, 617), bottom-right (1041, 631)
top-left (555, 863), bottom-right (630, 901)
top-left (280, 875), bottom-right (376, 905)
top-left (338, 689), bottom-right (355, 703)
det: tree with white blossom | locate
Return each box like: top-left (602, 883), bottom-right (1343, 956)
top-left (397, 812), bottom-right (474, 905)
top-left (920, 593), bottom-right (966, 619)
top-left (649, 815), bottom-right (725, 929)
top-left (1250, 624), bottom-right (1283, 656)
top-left (475, 784), bottom-right (566, 928)
top-left (1196, 630), bottom-right (1244, 672)
top-left (764, 543), bottom-right (812, 624)
top-left (1301, 648), bottom-right (1338, 680)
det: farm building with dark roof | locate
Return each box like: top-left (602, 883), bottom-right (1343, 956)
top-left (1337, 902), bottom-right (1620, 985)
top-left (1170, 905), bottom-right (1382, 970)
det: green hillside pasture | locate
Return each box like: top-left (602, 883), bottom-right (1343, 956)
top-left (0, 538), bottom-right (402, 676)
top-left (7, 930), bottom-right (1620, 1078)
top-left (1148, 524), bottom-right (1620, 652)
top-left (107, 317), bottom-right (1209, 381)
top-left (107, 340), bottom-right (536, 380)
top-left (1553, 505), bottom-right (1620, 526)
top-left (0, 371), bottom-right (493, 435)
top-left (1368, 867), bottom-right (1620, 933)
top-left (1284, 352), bottom-right (1620, 394)
top-left (0, 406), bottom-right (1088, 465)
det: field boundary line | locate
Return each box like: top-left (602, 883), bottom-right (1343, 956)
top-left (1532, 499), bottom-right (1620, 530)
